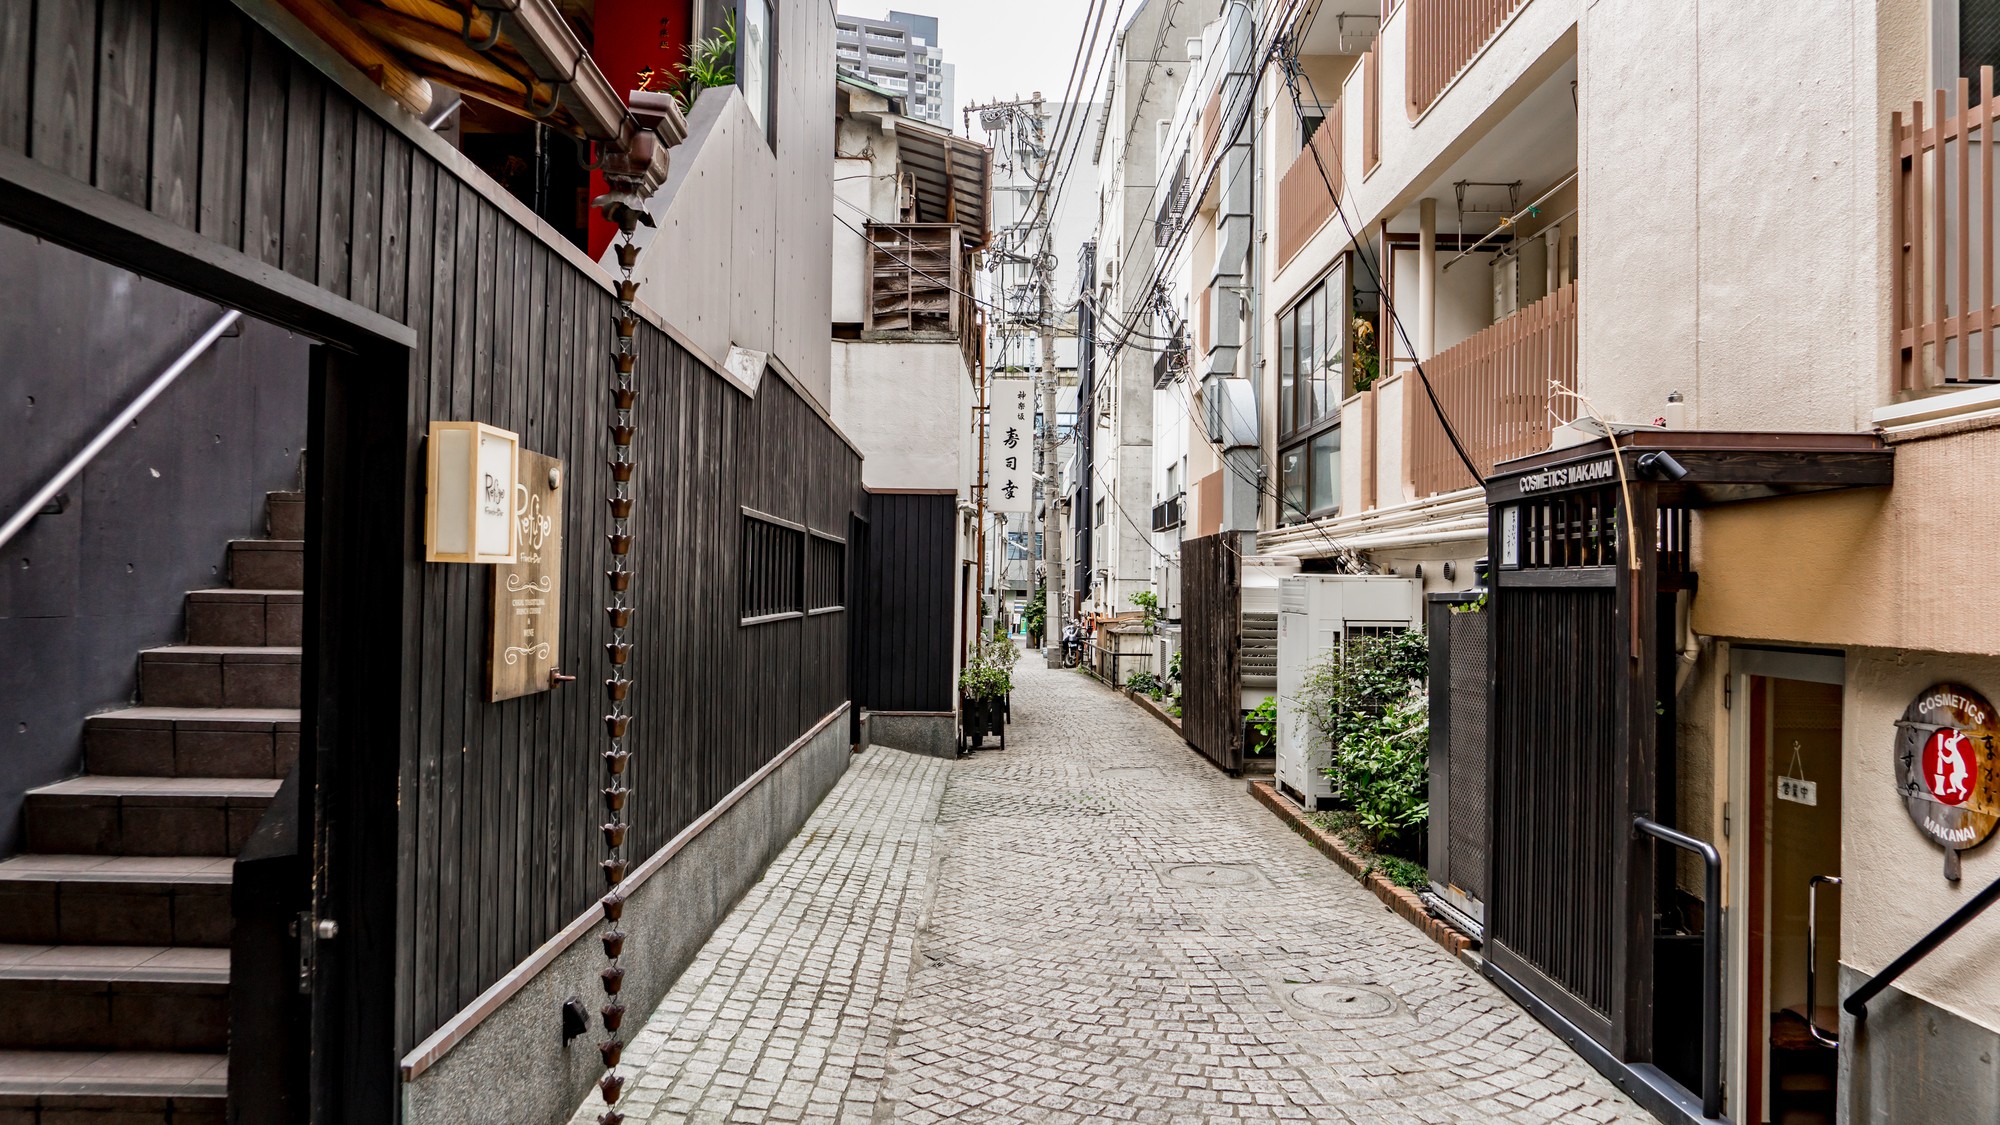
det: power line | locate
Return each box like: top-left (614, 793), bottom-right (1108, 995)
top-left (1278, 43), bottom-right (1484, 487)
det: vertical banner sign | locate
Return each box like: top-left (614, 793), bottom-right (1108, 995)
top-left (489, 450), bottom-right (565, 701)
top-left (988, 376), bottom-right (1034, 513)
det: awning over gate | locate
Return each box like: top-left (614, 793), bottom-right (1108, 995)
top-left (1485, 430), bottom-right (1893, 508)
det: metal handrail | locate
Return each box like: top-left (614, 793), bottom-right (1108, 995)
top-left (0, 310), bottom-right (242, 551)
top-left (1634, 816), bottom-right (1723, 1120)
top-left (1844, 870), bottom-right (2000, 1019)
top-left (1805, 875), bottom-right (1841, 1046)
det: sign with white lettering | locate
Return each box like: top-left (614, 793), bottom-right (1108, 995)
top-left (987, 376), bottom-right (1034, 513)
top-left (1894, 682), bottom-right (2000, 877)
top-left (488, 450), bottom-right (564, 701)
top-left (1515, 457), bottom-right (1617, 494)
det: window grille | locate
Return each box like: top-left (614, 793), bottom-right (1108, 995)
top-left (740, 511), bottom-right (805, 622)
top-left (808, 532), bottom-right (846, 612)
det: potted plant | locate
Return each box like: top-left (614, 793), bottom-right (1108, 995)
top-left (958, 633), bottom-right (1017, 754)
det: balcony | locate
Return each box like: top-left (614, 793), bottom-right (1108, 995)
top-left (865, 223), bottom-right (972, 357)
top-left (1277, 119), bottom-right (1341, 267)
top-left (1408, 282), bottom-right (1577, 499)
top-left (1892, 71), bottom-right (2000, 391)
top-left (1151, 493), bottom-right (1186, 533)
top-left (1404, 0), bottom-right (1527, 118)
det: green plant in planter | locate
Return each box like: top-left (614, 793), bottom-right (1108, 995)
top-left (1295, 630), bottom-right (1432, 850)
top-left (958, 633), bottom-right (1016, 702)
top-left (652, 11), bottom-right (737, 113)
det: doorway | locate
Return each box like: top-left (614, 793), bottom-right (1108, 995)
top-left (1732, 650), bottom-right (1844, 1125)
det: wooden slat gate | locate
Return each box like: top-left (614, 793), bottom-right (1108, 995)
top-left (1425, 591), bottom-right (1488, 927)
top-left (1482, 469), bottom-right (1674, 1068)
top-left (1180, 534), bottom-right (1241, 772)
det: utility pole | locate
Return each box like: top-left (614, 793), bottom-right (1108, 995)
top-left (1038, 247), bottom-right (1064, 666)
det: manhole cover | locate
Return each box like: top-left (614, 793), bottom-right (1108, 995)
top-left (1160, 862), bottom-right (1264, 888)
top-left (1098, 766), bottom-right (1164, 780)
top-left (1289, 982), bottom-right (1397, 1018)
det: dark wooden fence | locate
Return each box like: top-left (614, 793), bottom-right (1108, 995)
top-left (1179, 534), bottom-right (1241, 772)
top-left (0, 0), bottom-right (864, 1075)
top-left (856, 491), bottom-right (957, 713)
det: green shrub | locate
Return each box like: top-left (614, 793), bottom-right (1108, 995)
top-left (957, 633), bottom-right (1016, 701)
top-left (1125, 669), bottom-right (1163, 699)
top-left (1293, 631), bottom-right (1430, 850)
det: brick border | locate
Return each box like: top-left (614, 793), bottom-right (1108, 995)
top-left (1248, 781), bottom-right (1472, 958)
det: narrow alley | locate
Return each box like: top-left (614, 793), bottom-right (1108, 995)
top-left (586, 659), bottom-right (1650, 1124)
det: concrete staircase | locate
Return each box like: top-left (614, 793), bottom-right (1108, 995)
top-left (0, 492), bottom-right (303, 1124)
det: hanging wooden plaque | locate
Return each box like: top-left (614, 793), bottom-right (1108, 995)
top-left (489, 450), bottom-right (564, 701)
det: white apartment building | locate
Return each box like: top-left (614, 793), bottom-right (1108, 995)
top-left (834, 10), bottom-right (954, 128)
top-left (1151, 1), bottom-right (2000, 1122)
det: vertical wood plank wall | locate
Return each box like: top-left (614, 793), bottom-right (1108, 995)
top-left (856, 492), bottom-right (957, 713)
top-left (1179, 535), bottom-right (1242, 772)
top-left (0, 0), bottom-right (863, 1053)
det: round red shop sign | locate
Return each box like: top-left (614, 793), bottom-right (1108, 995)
top-left (1895, 683), bottom-right (2000, 856)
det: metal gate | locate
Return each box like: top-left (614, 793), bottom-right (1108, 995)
top-left (1181, 534), bottom-right (1242, 772)
top-left (1426, 593), bottom-right (1489, 928)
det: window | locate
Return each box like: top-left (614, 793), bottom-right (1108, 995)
top-left (1940, 0), bottom-right (2000, 104)
top-left (700, 0), bottom-right (776, 143)
top-left (740, 511), bottom-right (804, 622)
top-left (1276, 259), bottom-right (1351, 524)
top-left (808, 532), bottom-right (845, 613)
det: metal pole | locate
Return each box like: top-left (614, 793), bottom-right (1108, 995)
top-left (0, 310), bottom-right (242, 552)
top-left (1844, 869), bottom-right (2000, 1019)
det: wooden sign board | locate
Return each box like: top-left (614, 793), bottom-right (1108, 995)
top-left (489, 450), bottom-right (564, 701)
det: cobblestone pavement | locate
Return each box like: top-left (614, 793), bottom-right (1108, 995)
top-left (592, 657), bottom-right (1654, 1124)
top-left (573, 747), bottom-right (951, 1125)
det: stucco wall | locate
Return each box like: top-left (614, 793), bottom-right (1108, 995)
top-left (1692, 423), bottom-right (2000, 657)
top-left (1841, 649), bottom-right (2000, 1030)
top-left (619, 0), bottom-right (835, 408)
top-left (1577, 0), bottom-right (1882, 429)
top-left (830, 340), bottom-right (967, 491)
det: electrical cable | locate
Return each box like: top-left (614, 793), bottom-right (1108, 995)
top-left (1279, 46), bottom-right (1485, 486)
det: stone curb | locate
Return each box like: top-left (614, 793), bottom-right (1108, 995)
top-left (1247, 780), bottom-right (1473, 959)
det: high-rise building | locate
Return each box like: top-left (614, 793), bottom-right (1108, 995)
top-left (834, 9), bottom-right (952, 127)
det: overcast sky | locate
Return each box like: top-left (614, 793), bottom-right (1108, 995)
top-left (837, 1), bottom-right (1110, 131)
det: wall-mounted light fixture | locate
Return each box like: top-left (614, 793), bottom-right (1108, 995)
top-left (426, 421), bottom-right (520, 564)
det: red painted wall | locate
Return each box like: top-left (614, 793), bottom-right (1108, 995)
top-left (588, 0), bottom-right (693, 257)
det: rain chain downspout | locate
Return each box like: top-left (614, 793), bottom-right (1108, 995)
top-left (594, 213), bottom-right (645, 1124)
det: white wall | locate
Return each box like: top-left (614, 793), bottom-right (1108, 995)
top-left (1577, 0), bottom-right (1882, 429)
top-left (830, 341), bottom-right (966, 490)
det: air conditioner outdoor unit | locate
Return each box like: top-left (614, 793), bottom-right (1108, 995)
top-left (1274, 574), bottom-right (1424, 809)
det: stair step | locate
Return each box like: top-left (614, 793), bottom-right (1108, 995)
top-left (138, 646), bottom-right (300, 710)
top-left (0, 1049), bottom-right (225, 1122)
top-left (227, 539), bottom-right (302, 590)
top-left (84, 707), bottom-right (299, 779)
top-left (0, 857), bottom-right (232, 947)
top-left (24, 778), bottom-right (281, 858)
top-left (184, 588), bottom-right (301, 647)
top-left (0, 945), bottom-right (227, 1053)
top-left (266, 490), bottom-right (305, 540)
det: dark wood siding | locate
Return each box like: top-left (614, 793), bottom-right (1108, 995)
top-left (855, 492), bottom-right (956, 713)
top-left (1180, 534), bottom-right (1241, 772)
top-left (0, 0), bottom-right (863, 1056)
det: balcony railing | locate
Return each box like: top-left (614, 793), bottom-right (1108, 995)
top-left (1404, 0), bottom-right (1526, 118)
top-left (1278, 118), bottom-right (1341, 267)
top-left (1151, 492), bottom-right (1185, 533)
top-left (1892, 71), bottom-right (2000, 391)
top-left (1408, 281), bottom-right (1578, 499)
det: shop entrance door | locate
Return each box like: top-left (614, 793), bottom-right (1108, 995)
top-left (1733, 652), bottom-right (1844, 1125)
